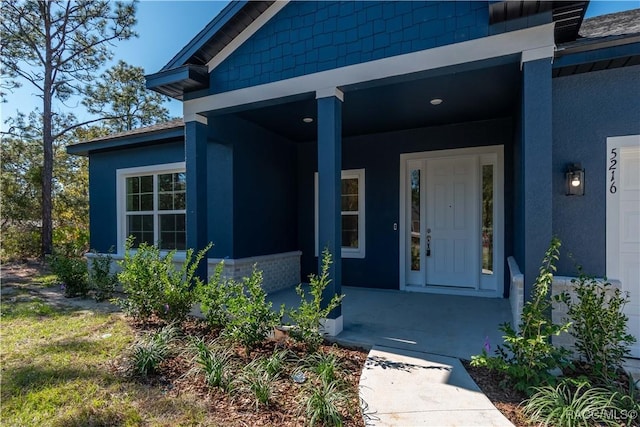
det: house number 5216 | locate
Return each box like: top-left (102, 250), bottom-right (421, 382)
top-left (609, 148), bottom-right (617, 194)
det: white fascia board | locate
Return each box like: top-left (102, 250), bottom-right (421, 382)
top-left (186, 23), bottom-right (555, 117)
top-left (206, 0), bottom-right (290, 72)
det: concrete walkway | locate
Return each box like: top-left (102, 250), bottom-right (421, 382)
top-left (359, 346), bottom-right (513, 426)
top-left (269, 285), bottom-right (515, 426)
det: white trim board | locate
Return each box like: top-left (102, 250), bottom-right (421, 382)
top-left (185, 23), bottom-right (555, 121)
top-left (399, 146), bottom-right (504, 298)
top-left (606, 134), bottom-right (640, 280)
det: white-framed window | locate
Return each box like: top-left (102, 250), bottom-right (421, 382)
top-left (116, 162), bottom-right (186, 252)
top-left (314, 169), bottom-right (366, 259)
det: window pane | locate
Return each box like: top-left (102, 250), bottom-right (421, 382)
top-left (175, 232), bottom-right (186, 250)
top-left (127, 215), bottom-right (154, 247)
top-left (341, 195), bottom-right (358, 211)
top-left (482, 165), bottom-right (494, 275)
top-left (126, 177), bottom-right (138, 194)
top-left (159, 214), bottom-right (186, 250)
top-left (159, 194), bottom-right (173, 210)
top-left (160, 214), bottom-right (175, 230)
top-left (342, 178), bottom-right (358, 195)
top-left (342, 215), bottom-right (358, 248)
top-left (410, 169), bottom-right (420, 271)
top-left (160, 232), bottom-right (176, 250)
top-left (175, 173), bottom-right (186, 191)
top-left (174, 192), bottom-right (186, 210)
top-left (140, 194), bottom-right (153, 211)
top-left (126, 195), bottom-right (137, 211)
top-left (140, 175), bottom-right (153, 193)
top-left (158, 174), bottom-right (173, 192)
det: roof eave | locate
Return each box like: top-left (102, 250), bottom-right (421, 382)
top-left (66, 126), bottom-right (185, 156)
top-left (161, 0), bottom-right (248, 71)
top-left (145, 65), bottom-right (209, 100)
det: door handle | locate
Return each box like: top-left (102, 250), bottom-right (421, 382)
top-left (426, 234), bottom-right (431, 257)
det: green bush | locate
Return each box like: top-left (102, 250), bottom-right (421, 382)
top-left (471, 237), bottom-right (572, 394)
top-left (558, 274), bottom-right (637, 385)
top-left (288, 249), bottom-right (344, 351)
top-left (48, 252), bottom-right (89, 297)
top-left (523, 378), bottom-right (637, 427)
top-left (88, 250), bottom-right (118, 302)
top-left (197, 262), bottom-right (230, 328)
top-left (115, 237), bottom-right (211, 323)
top-left (223, 267), bottom-right (283, 352)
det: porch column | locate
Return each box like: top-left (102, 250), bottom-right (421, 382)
top-left (316, 87), bottom-right (343, 336)
top-left (185, 118), bottom-right (209, 280)
top-left (520, 56), bottom-right (553, 301)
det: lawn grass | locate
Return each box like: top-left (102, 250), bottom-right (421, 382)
top-left (0, 298), bottom-right (209, 427)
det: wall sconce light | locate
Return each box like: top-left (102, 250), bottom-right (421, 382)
top-left (566, 163), bottom-right (585, 196)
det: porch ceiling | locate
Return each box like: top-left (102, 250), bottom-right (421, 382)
top-left (234, 61), bottom-right (521, 142)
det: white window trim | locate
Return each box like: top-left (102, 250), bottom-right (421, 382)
top-left (314, 169), bottom-right (366, 259)
top-left (116, 162), bottom-right (186, 255)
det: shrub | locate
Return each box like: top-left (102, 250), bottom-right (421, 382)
top-left (471, 237), bottom-right (572, 393)
top-left (48, 252), bottom-right (89, 297)
top-left (303, 379), bottom-right (346, 427)
top-left (523, 378), bottom-right (636, 427)
top-left (130, 325), bottom-right (178, 376)
top-left (88, 250), bottom-right (118, 302)
top-left (115, 237), bottom-right (211, 323)
top-left (197, 262), bottom-right (230, 328)
top-left (558, 274), bottom-right (637, 385)
top-left (223, 267), bottom-right (283, 352)
top-left (288, 249), bottom-right (344, 351)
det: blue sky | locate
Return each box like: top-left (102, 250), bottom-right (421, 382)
top-left (2, 0), bottom-right (638, 131)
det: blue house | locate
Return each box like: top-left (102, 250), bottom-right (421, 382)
top-left (68, 1), bottom-right (640, 352)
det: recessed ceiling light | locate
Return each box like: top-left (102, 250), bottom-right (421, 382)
top-left (303, 117), bottom-right (314, 123)
top-left (430, 98), bottom-right (443, 106)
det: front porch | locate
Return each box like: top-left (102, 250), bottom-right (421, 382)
top-left (269, 285), bottom-right (512, 360)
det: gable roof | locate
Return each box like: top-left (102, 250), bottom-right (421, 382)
top-left (147, 0), bottom-right (594, 101)
top-left (66, 119), bottom-right (184, 156)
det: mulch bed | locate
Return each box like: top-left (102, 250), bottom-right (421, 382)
top-left (114, 316), bottom-right (368, 427)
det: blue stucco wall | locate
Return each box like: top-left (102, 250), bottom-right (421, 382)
top-left (552, 65), bottom-right (640, 277)
top-left (207, 115), bottom-right (298, 259)
top-left (207, 1), bottom-right (489, 94)
top-left (297, 118), bottom-right (513, 289)
top-left (88, 141), bottom-right (185, 253)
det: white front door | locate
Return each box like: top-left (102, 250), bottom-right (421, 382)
top-left (401, 147), bottom-right (504, 296)
top-left (425, 157), bottom-right (479, 287)
top-left (607, 135), bottom-right (640, 358)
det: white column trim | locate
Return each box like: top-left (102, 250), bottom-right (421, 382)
top-left (320, 315), bottom-right (343, 337)
top-left (206, 0), bottom-right (290, 72)
top-left (520, 45), bottom-right (556, 69)
top-left (186, 114), bottom-right (208, 125)
top-left (185, 23), bottom-right (556, 117)
top-left (316, 87), bottom-right (344, 102)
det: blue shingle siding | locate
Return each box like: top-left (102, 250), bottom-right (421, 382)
top-left (210, 1), bottom-right (489, 94)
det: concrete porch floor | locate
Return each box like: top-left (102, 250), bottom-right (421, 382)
top-left (269, 285), bottom-right (512, 360)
